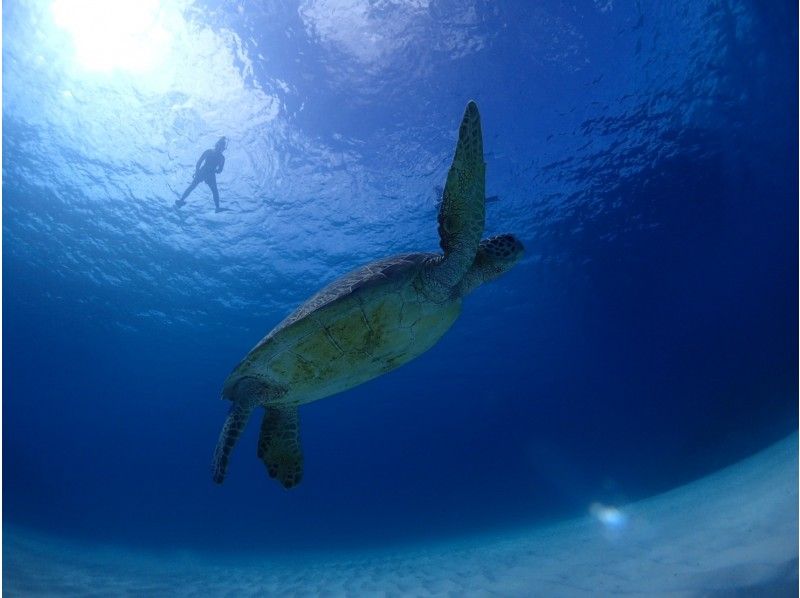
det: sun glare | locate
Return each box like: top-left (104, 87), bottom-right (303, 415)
top-left (51, 0), bottom-right (173, 72)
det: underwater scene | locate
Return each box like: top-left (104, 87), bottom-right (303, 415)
top-left (3, 0), bottom-right (798, 595)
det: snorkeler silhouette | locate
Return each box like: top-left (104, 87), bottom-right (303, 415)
top-left (175, 137), bottom-right (227, 212)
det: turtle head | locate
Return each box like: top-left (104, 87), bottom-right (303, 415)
top-left (456, 233), bottom-right (524, 296)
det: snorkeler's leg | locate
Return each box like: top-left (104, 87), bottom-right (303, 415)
top-left (207, 176), bottom-right (220, 211)
top-left (176, 177), bottom-right (201, 206)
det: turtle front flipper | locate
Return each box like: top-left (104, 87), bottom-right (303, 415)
top-left (431, 101), bottom-right (486, 293)
top-left (257, 406), bottom-right (304, 489)
top-left (212, 398), bottom-right (257, 484)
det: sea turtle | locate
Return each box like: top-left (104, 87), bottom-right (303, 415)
top-left (212, 101), bottom-right (524, 489)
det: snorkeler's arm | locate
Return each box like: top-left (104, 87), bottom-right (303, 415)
top-left (195, 150), bottom-right (210, 173)
top-left (216, 155), bottom-right (225, 174)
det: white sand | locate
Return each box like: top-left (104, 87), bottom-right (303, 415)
top-left (5, 433), bottom-right (797, 597)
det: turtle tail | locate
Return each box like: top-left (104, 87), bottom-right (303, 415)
top-left (212, 398), bottom-right (256, 484)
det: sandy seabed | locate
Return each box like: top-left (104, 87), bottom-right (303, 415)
top-left (5, 433), bottom-right (797, 597)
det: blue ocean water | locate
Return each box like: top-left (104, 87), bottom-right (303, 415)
top-left (3, 0), bottom-right (797, 587)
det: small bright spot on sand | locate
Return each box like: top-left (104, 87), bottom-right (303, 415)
top-left (590, 502), bottom-right (628, 532)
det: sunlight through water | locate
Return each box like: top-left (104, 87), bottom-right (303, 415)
top-left (51, 0), bottom-right (173, 73)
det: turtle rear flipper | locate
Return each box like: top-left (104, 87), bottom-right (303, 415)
top-left (258, 406), bottom-right (303, 489)
top-left (433, 101), bottom-right (486, 291)
top-left (212, 398), bottom-right (256, 484)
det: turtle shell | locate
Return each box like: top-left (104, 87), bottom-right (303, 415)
top-left (223, 252), bottom-right (462, 405)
